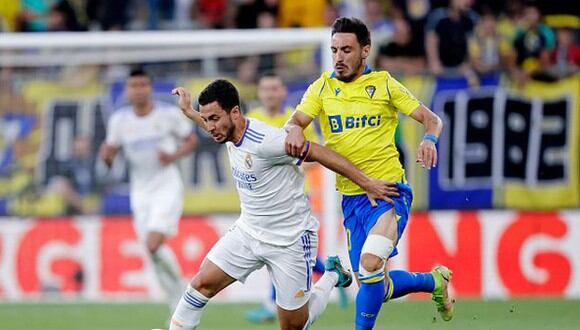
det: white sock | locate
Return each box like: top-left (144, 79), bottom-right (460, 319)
top-left (306, 271), bottom-right (339, 327)
top-left (169, 285), bottom-right (209, 330)
top-left (152, 245), bottom-right (184, 309)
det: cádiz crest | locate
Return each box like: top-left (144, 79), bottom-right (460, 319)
top-left (365, 85), bottom-right (376, 98)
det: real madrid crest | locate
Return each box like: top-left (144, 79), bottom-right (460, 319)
top-left (365, 85), bottom-right (376, 99)
top-left (244, 153), bottom-right (253, 169)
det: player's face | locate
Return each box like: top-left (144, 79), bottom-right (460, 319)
top-left (331, 33), bottom-right (370, 82)
top-left (258, 76), bottom-right (287, 112)
top-left (126, 76), bottom-right (153, 107)
top-left (199, 101), bottom-right (236, 144)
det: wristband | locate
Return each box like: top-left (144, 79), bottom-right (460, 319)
top-left (423, 133), bottom-right (438, 144)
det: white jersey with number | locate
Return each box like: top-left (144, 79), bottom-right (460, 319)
top-left (105, 102), bottom-right (192, 205)
top-left (226, 118), bottom-right (319, 246)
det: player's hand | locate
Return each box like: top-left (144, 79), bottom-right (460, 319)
top-left (285, 125), bottom-right (307, 157)
top-left (158, 151), bottom-right (178, 165)
top-left (99, 143), bottom-right (117, 167)
top-left (416, 140), bottom-right (438, 170)
top-left (171, 87), bottom-right (196, 118)
top-left (363, 179), bottom-right (399, 207)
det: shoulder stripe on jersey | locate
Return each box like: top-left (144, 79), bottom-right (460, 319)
top-left (386, 77), bottom-right (392, 99)
top-left (246, 128), bottom-right (265, 138)
top-left (318, 81), bottom-right (326, 96)
top-left (245, 131), bottom-right (264, 141)
top-left (245, 135), bottom-right (263, 144)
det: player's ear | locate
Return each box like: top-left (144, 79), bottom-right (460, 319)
top-left (230, 105), bottom-right (241, 119)
top-left (361, 44), bottom-right (370, 60)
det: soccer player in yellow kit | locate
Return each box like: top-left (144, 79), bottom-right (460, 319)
top-left (285, 18), bottom-right (454, 329)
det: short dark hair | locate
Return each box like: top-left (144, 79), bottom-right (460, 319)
top-left (331, 17), bottom-right (371, 46)
top-left (128, 67), bottom-right (149, 79)
top-left (259, 70), bottom-right (280, 81)
top-left (198, 79), bottom-right (240, 113)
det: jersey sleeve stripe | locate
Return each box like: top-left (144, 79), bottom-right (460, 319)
top-left (247, 128), bottom-right (265, 137)
top-left (245, 135), bottom-right (263, 144)
top-left (295, 141), bottom-right (311, 166)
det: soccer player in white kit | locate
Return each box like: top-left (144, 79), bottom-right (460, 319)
top-left (169, 80), bottom-right (399, 330)
top-left (99, 69), bottom-right (197, 309)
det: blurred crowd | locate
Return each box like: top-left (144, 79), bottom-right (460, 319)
top-left (0, 0), bottom-right (578, 84)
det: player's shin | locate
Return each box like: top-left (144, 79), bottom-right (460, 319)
top-left (152, 245), bottom-right (184, 309)
top-left (384, 270), bottom-right (435, 301)
top-left (306, 271), bottom-right (339, 327)
top-left (355, 235), bottom-right (393, 330)
top-left (169, 284), bottom-right (209, 330)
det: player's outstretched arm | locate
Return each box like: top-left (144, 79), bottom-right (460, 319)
top-left (99, 143), bottom-right (119, 168)
top-left (171, 87), bottom-right (208, 131)
top-left (409, 105), bottom-right (443, 170)
top-left (284, 111), bottom-right (314, 158)
top-left (304, 142), bottom-right (399, 206)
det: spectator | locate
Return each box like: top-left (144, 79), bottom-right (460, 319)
top-left (377, 19), bottom-right (426, 75)
top-left (0, 0), bottom-right (21, 32)
top-left (391, 0), bottom-right (433, 58)
top-left (47, 0), bottom-right (85, 31)
top-left (197, 0), bottom-right (227, 29)
top-left (363, 0), bottom-right (393, 38)
top-left (147, 0), bottom-right (174, 30)
top-left (508, 1), bottom-right (556, 83)
top-left (48, 136), bottom-right (97, 215)
top-left (469, 11), bottom-right (511, 75)
top-left (86, 0), bottom-right (130, 30)
top-left (18, 0), bottom-right (56, 32)
top-left (235, 0), bottom-right (278, 29)
top-left (278, 0), bottom-right (325, 27)
top-left (425, 0), bottom-right (479, 84)
top-left (549, 27), bottom-right (580, 78)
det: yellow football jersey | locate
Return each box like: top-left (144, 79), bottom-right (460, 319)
top-left (246, 106), bottom-right (319, 143)
top-left (296, 68), bottom-right (421, 195)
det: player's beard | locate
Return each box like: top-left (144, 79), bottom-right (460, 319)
top-left (219, 116), bottom-right (236, 144)
top-left (336, 57), bottom-right (364, 83)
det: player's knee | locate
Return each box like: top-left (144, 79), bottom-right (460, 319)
top-left (147, 243), bottom-right (160, 255)
top-left (358, 235), bottom-right (394, 283)
top-left (360, 253), bottom-right (383, 273)
top-left (190, 275), bottom-right (218, 298)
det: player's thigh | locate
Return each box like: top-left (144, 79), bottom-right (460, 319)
top-left (277, 302), bottom-right (309, 330)
top-left (267, 231), bottom-right (317, 312)
top-left (342, 195), bottom-right (367, 274)
top-left (206, 225), bottom-right (263, 285)
top-left (147, 190), bottom-right (183, 237)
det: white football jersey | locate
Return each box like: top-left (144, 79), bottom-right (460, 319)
top-left (105, 102), bottom-right (192, 203)
top-left (227, 118), bottom-right (319, 246)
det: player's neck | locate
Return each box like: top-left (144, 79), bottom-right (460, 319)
top-left (265, 106), bottom-right (281, 117)
top-left (133, 102), bottom-right (153, 116)
top-left (231, 117), bottom-right (247, 145)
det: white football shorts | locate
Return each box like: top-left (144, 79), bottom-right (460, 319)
top-left (132, 189), bottom-right (183, 238)
top-left (207, 224), bottom-right (317, 310)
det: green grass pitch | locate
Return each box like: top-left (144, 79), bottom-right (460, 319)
top-left (2, 299), bottom-right (579, 330)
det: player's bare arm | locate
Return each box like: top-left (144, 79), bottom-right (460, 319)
top-left (409, 105), bottom-right (443, 170)
top-left (99, 143), bottom-right (120, 168)
top-left (284, 110), bottom-right (313, 157)
top-left (171, 87), bottom-right (208, 131)
top-left (304, 142), bottom-right (399, 206)
top-left (158, 133), bottom-right (198, 165)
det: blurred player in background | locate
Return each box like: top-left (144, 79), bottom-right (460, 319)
top-left (169, 80), bottom-right (399, 330)
top-left (244, 72), bottom-right (349, 323)
top-left (285, 17), bottom-right (452, 330)
top-left (99, 68), bottom-right (197, 310)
